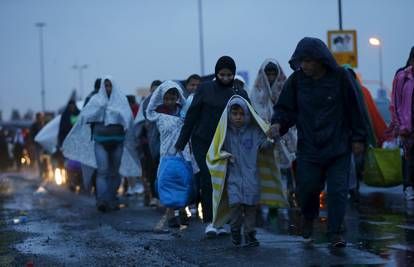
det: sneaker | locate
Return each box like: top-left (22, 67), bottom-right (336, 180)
top-left (168, 217), bottom-right (180, 228)
top-left (302, 219), bottom-right (314, 241)
top-left (231, 230), bottom-right (242, 247)
top-left (330, 234), bottom-right (347, 248)
top-left (216, 225), bottom-right (230, 236)
top-left (134, 184), bottom-right (144, 194)
top-left (205, 223), bottom-right (217, 238)
top-left (189, 205), bottom-right (198, 219)
top-left (179, 210), bottom-right (189, 226)
top-left (149, 198), bottom-right (159, 207)
top-left (125, 186), bottom-right (135, 197)
top-left (245, 232), bottom-right (260, 247)
top-left (404, 187), bottom-right (414, 201)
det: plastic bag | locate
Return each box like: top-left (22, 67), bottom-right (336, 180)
top-left (364, 147), bottom-right (402, 187)
top-left (156, 156), bottom-right (195, 209)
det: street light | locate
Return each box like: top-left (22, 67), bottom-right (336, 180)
top-left (35, 22), bottom-right (46, 111)
top-left (72, 64), bottom-right (88, 99)
top-left (369, 37), bottom-right (383, 89)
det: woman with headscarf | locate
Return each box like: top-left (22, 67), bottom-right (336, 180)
top-left (175, 56), bottom-right (250, 237)
top-left (63, 76), bottom-right (141, 212)
top-left (250, 59), bottom-right (297, 196)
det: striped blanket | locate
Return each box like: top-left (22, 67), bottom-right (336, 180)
top-left (206, 95), bottom-right (288, 227)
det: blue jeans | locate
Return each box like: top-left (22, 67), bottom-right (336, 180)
top-left (296, 153), bottom-right (350, 234)
top-left (94, 142), bottom-right (123, 208)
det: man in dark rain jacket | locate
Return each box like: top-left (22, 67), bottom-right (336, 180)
top-left (268, 37), bottom-right (366, 247)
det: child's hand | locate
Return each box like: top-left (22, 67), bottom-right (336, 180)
top-left (228, 155), bottom-right (235, 163)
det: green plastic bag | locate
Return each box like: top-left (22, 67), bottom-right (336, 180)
top-left (364, 147), bottom-right (403, 187)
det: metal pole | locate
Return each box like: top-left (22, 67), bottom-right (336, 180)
top-left (198, 0), bottom-right (205, 75)
top-left (36, 22), bottom-right (46, 111)
top-left (338, 0), bottom-right (343, 30)
top-left (78, 68), bottom-right (83, 99)
top-left (379, 45), bottom-right (383, 89)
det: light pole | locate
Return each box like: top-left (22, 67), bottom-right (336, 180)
top-left (72, 64), bottom-right (88, 99)
top-left (197, 0), bottom-right (205, 76)
top-left (35, 22), bottom-right (46, 111)
top-left (369, 37), bottom-right (383, 89)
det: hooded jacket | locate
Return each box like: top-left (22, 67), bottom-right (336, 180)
top-left (272, 37), bottom-right (366, 162)
top-left (224, 97), bottom-right (267, 206)
top-left (175, 56), bottom-right (250, 149)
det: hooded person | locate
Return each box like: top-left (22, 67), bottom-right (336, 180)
top-left (207, 95), bottom-right (287, 246)
top-left (250, 59), bottom-right (297, 169)
top-left (144, 80), bottom-right (199, 227)
top-left (58, 99), bottom-right (80, 149)
top-left (62, 75), bottom-right (141, 212)
top-left (389, 48), bottom-right (414, 200)
top-left (270, 37), bottom-right (366, 247)
top-left (175, 56), bottom-right (250, 236)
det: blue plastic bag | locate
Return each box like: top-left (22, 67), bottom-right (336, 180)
top-left (156, 156), bottom-right (194, 209)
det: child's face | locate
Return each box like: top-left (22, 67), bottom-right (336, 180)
top-left (163, 92), bottom-right (178, 110)
top-left (230, 105), bottom-right (245, 128)
top-left (186, 78), bottom-right (200, 94)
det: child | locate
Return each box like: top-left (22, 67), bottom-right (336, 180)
top-left (207, 95), bottom-right (287, 247)
top-left (145, 80), bottom-right (198, 227)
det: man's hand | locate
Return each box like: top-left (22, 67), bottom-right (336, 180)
top-left (352, 142), bottom-right (365, 156)
top-left (267, 124), bottom-right (281, 139)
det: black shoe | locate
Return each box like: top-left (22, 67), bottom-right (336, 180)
top-left (97, 202), bottom-right (109, 213)
top-left (179, 211), bottom-right (189, 226)
top-left (231, 230), bottom-right (242, 247)
top-left (245, 232), bottom-right (259, 247)
top-left (168, 217), bottom-right (180, 228)
top-left (302, 219), bottom-right (314, 240)
top-left (330, 234), bottom-right (347, 248)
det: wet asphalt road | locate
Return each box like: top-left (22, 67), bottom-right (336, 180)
top-left (1, 170), bottom-right (414, 266)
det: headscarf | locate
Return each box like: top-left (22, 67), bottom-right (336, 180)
top-left (81, 75), bottom-right (132, 130)
top-left (250, 59), bottom-right (287, 123)
top-left (215, 56), bottom-right (236, 87)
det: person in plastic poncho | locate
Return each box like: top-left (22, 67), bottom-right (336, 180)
top-left (250, 59), bottom-right (297, 199)
top-left (63, 76), bottom-right (141, 212)
top-left (207, 95), bottom-right (288, 247)
top-left (144, 80), bottom-right (198, 227)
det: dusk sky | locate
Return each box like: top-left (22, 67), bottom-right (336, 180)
top-left (1, 0), bottom-right (413, 119)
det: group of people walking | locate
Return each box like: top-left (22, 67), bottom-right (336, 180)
top-left (48, 37), bottom-right (414, 249)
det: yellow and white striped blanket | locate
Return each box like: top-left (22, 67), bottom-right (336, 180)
top-left (206, 95), bottom-right (288, 227)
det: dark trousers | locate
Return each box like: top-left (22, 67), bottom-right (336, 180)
top-left (404, 145), bottom-right (414, 189)
top-left (191, 137), bottom-right (213, 223)
top-left (296, 153), bottom-right (350, 234)
top-left (141, 143), bottom-right (159, 198)
top-left (229, 204), bottom-right (257, 235)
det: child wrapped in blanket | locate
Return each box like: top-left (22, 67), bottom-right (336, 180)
top-left (145, 80), bottom-right (198, 227)
top-left (207, 95), bottom-right (288, 247)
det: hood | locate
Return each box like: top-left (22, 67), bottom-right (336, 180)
top-left (145, 80), bottom-right (186, 121)
top-left (289, 37), bottom-right (339, 71)
top-left (227, 96), bottom-right (251, 128)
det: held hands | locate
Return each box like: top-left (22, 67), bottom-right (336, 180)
top-left (267, 124), bottom-right (281, 140)
top-left (352, 142), bottom-right (365, 156)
